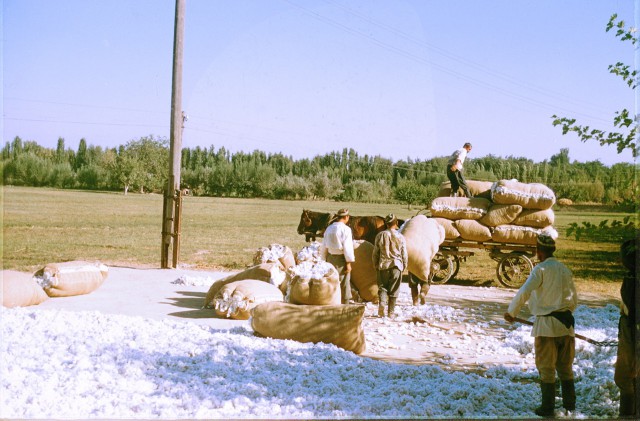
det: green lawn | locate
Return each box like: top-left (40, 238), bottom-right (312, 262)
top-left (2, 186), bottom-right (631, 298)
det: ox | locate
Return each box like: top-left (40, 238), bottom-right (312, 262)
top-left (297, 209), bottom-right (402, 244)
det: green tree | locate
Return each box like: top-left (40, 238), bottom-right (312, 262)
top-left (394, 180), bottom-right (426, 210)
top-left (75, 138), bottom-right (88, 170)
top-left (115, 136), bottom-right (168, 194)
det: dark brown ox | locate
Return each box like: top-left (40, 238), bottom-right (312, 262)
top-left (297, 209), bottom-right (403, 244)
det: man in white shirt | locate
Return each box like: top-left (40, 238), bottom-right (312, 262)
top-left (504, 234), bottom-right (578, 417)
top-left (446, 142), bottom-right (472, 198)
top-left (321, 208), bottom-right (355, 304)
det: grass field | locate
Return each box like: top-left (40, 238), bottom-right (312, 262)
top-left (2, 186), bottom-right (631, 299)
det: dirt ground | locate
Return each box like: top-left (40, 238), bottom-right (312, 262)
top-left (28, 266), bottom-right (619, 373)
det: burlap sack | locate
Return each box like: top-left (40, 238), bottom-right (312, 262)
top-left (491, 225), bottom-right (547, 245)
top-left (251, 302), bottom-right (366, 354)
top-left (288, 261), bottom-right (341, 305)
top-left (513, 208), bottom-right (555, 228)
top-left (204, 263), bottom-right (286, 308)
top-left (253, 244), bottom-right (296, 270)
top-left (350, 240), bottom-right (378, 303)
top-left (433, 217), bottom-right (461, 240)
top-left (213, 279), bottom-right (284, 320)
top-left (478, 204), bottom-right (523, 227)
top-left (454, 219), bottom-right (493, 242)
top-left (34, 261), bottom-right (108, 298)
top-left (430, 197), bottom-right (491, 220)
top-left (400, 215), bottom-right (445, 282)
top-left (2, 270), bottom-right (49, 308)
top-left (438, 180), bottom-right (494, 199)
top-left (491, 180), bottom-right (556, 210)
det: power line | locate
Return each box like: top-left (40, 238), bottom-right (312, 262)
top-left (321, 0), bottom-right (614, 115)
top-left (4, 116), bottom-right (168, 128)
top-left (284, 0), bottom-right (619, 124)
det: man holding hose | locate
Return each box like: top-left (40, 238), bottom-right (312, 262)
top-left (504, 233), bottom-right (578, 417)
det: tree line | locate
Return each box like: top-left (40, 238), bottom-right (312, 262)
top-left (1, 135), bottom-right (637, 208)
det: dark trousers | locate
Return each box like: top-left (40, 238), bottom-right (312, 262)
top-left (376, 267), bottom-right (402, 298)
top-left (615, 315), bottom-right (639, 397)
top-left (446, 164), bottom-right (471, 198)
top-left (326, 253), bottom-right (352, 304)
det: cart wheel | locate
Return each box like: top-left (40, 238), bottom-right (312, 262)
top-left (451, 255), bottom-right (460, 279)
top-left (496, 252), bottom-right (533, 288)
top-left (429, 253), bottom-right (456, 285)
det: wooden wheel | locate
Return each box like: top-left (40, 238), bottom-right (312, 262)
top-left (496, 252), bottom-right (533, 288)
top-left (429, 253), bottom-right (458, 285)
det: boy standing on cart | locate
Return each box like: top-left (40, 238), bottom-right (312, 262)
top-left (446, 142), bottom-right (473, 198)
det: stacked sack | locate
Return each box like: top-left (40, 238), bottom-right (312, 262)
top-left (431, 179), bottom-right (558, 245)
top-left (251, 259), bottom-right (366, 354)
top-left (204, 242), bottom-right (367, 354)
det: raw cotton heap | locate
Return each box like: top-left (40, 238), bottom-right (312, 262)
top-left (253, 243), bottom-right (296, 269)
top-left (431, 179), bottom-right (558, 245)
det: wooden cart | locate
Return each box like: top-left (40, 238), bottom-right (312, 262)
top-left (428, 239), bottom-right (537, 288)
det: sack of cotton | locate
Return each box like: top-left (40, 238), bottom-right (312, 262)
top-left (400, 215), bottom-right (445, 282)
top-left (491, 180), bottom-right (556, 210)
top-left (287, 261), bottom-right (341, 305)
top-left (33, 261), bottom-right (108, 297)
top-left (350, 240), bottom-right (378, 303)
top-left (295, 241), bottom-right (323, 264)
top-left (2, 270), bottom-right (49, 308)
top-left (430, 197), bottom-right (492, 220)
top-left (213, 279), bottom-right (284, 320)
top-left (454, 219), bottom-right (493, 242)
top-left (204, 262), bottom-right (287, 309)
top-left (512, 208), bottom-right (555, 228)
top-left (478, 204), bottom-right (523, 227)
top-left (492, 225), bottom-right (558, 245)
top-left (433, 217), bottom-right (461, 240)
top-left (437, 180), bottom-right (494, 199)
top-left (253, 243), bottom-right (296, 270)
top-left (251, 302), bottom-right (366, 354)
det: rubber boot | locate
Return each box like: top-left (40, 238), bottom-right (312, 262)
top-left (561, 380), bottom-right (575, 411)
top-left (410, 283), bottom-right (419, 306)
top-left (619, 393), bottom-right (636, 418)
top-left (535, 382), bottom-right (555, 417)
top-left (378, 290), bottom-right (388, 318)
top-left (388, 297), bottom-right (397, 318)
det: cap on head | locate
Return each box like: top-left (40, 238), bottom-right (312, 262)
top-left (336, 208), bottom-right (349, 217)
top-left (384, 213), bottom-right (397, 226)
top-left (536, 233), bottom-right (556, 249)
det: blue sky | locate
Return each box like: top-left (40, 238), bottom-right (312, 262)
top-left (3, 0), bottom-right (637, 166)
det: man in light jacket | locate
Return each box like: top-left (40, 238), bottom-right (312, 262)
top-left (504, 233), bottom-right (578, 417)
top-left (372, 213), bottom-right (408, 318)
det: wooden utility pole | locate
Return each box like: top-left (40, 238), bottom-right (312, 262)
top-left (161, 0), bottom-right (186, 268)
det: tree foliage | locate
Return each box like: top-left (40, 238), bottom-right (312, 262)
top-left (551, 14), bottom-right (638, 158)
top-left (1, 136), bottom-right (637, 210)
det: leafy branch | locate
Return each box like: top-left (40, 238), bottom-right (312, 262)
top-left (551, 14), bottom-right (638, 158)
top-left (566, 215), bottom-right (638, 242)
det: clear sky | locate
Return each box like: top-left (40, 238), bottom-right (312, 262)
top-left (3, 0), bottom-right (637, 166)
